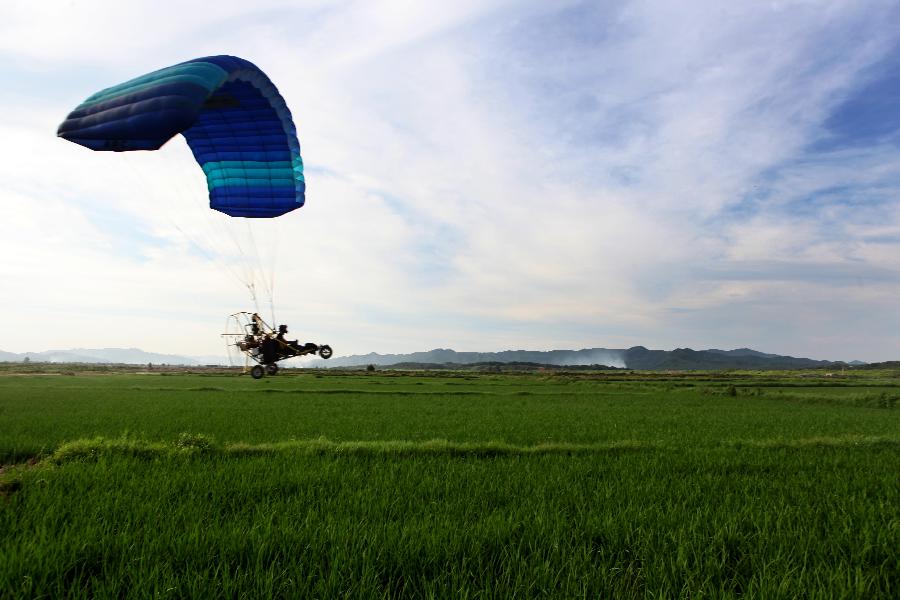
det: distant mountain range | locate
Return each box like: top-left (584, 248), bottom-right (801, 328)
top-left (0, 346), bottom-right (867, 370)
top-left (0, 348), bottom-right (214, 366)
top-left (308, 346), bottom-right (865, 370)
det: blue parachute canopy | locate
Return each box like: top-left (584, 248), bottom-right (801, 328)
top-left (57, 56), bottom-right (304, 218)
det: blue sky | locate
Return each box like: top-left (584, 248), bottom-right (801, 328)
top-left (0, 0), bottom-right (899, 362)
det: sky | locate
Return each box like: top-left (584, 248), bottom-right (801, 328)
top-left (1, 0), bottom-right (899, 362)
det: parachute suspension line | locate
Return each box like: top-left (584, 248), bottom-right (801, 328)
top-left (213, 215), bottom-right (266, 309)
top-left (121, 150), bottom-right (273, 320)
top-left (217, 218), bottom-right (252, 292)
top-left (119, 151), bottom-right (250, 296)
top-left (148, 140), bottom-right (269, 313)
top-left (267, 219), bottom-right (280, 328)
top-left (243, 218), bottom-right (276, 326)
top-left (162, 162), bottom-right (249, 293)
top-left (164, 158), bottom-right (263, 309)
top-left (246, 282), bottom-right (261, 317)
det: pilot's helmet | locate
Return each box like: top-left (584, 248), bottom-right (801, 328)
top-left (278, 324), bottom-right (288, 334)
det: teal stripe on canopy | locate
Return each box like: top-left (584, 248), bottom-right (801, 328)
top-left (202, 160), bottom-right (295, 175)
top-left (203, 160), bottom-right (300, 190)
top-left (82, 62), bottom-right (229, 107)
top-left (206, 177), bottom-right (297, 190)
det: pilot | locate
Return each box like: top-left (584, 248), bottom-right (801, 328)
top-left (276, 325), bottom-right (300, 352)
top-left (250, 313), bottom-right (262, 335)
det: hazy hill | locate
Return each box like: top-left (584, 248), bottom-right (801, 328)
top-left (853, 360), bottom-right (900, 369)
top-left (0, 350), bottom-right (21, 362)
top-left (0, 348), bottom-right (204, 365)
top-left (312, 348), bottom-right (628, 369)
top-left (621, 347), bottom-right (837, 370)
top-left (310, 346), bottom-right (851, 370)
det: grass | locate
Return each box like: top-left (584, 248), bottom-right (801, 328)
top-left (42, 435), bottom-right (653, 463)
top-left (1, 368), bottom-right (899, 597)
top-left (2, 372), bottom-right (898, 462)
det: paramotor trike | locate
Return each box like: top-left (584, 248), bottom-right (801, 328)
top-left (223, 312), bottom-right (333, 379)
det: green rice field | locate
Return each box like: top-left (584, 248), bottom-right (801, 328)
top-left (1, 367), bottom-right (898, 597)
